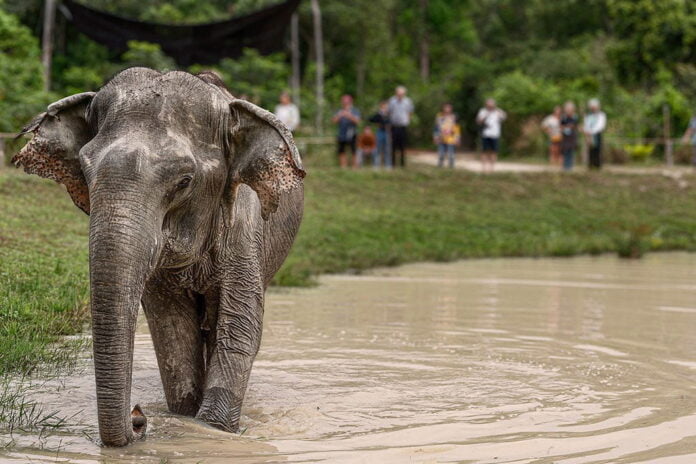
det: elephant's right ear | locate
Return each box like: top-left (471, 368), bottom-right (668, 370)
top-left (12, 92), bottom-right (95, 214)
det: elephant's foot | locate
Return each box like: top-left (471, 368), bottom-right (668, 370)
top-left (131, 404), bottom-right (147, 439)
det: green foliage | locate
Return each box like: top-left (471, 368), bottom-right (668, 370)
top-left (190, 48), bottom-right (289, 109)
top-left (607, 0), bottom-right (696, 84)
top-left (0, 7), bottom-right (48, 132)
top-left (120, 40), bottom-right (176, 72)
top-left (5, 0), bottom-right (696, 146)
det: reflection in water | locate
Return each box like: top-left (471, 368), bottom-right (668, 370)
top-left (3, 253), bottom-right (696, 463)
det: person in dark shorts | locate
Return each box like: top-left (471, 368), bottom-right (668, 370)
top-left (332, 94), bottom-right (361, 168)
top-left (476, 98), bottom-right (506, 173)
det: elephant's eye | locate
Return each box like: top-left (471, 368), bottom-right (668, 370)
top-left (176, 176), bottom-right (192, 190)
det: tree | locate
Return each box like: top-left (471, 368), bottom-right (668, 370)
top-left (607, 0), bottom-right (696, 85)
top-left (0, 8), bottom-right (47, 132)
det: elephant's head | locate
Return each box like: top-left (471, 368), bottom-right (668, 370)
top-left (12, 68), bottom-right (304, 446)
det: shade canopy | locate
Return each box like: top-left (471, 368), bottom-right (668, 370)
top-left (61, 0), bottom-right (301, 66)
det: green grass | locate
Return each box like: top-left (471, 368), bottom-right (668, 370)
top-left (0, 172), bottom-right (89, 377)
top-left (3, 166), bottom-right (696, 380)
top-left (273, 167), bottom-right (696, 285)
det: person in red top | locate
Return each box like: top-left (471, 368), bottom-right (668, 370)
top-left (357, 126), bottom-right (378, 168)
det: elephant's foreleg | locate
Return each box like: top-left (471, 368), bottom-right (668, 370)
top-left (195, 278), bottom-right (264, 432)
top-left (142, 281), bottom-right (205, 416)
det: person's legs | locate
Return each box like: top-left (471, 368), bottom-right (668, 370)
top-left (385, 129), bottom-right (393, 168)
top-left (490, 138), bottom-right (498, 171)
top-left (400, 128), bottom-right (408, 167)
top-left (589, 146), bottom-right (598, 169)
top-left (550, 142), bottom-right (561, 167)
top-left (447, 144), bottom-right (456, 168)
top-left (390, 127), bottom-right (400, 167)
top-left (377, 129), bottom-right (387, 167)
top-left (480, 137), bottom-right (489, 172)
top-left (356, 148), bottom-right (364, 168)
top-left (437, 143), bottom-right (446, 167)
top-left (350, 137), bottom-right (358, 168)
top-left (562, 148), bottom-right (574, 171)
top-left (481, 137), bottom-right (497, 172)
top-left (337, 140), bottom-right (348, 168)
top-left (370, 149), bottom-right (379, 168)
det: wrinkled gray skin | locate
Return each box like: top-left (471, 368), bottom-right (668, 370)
top-left (13, 68), bottom-right (305, 447)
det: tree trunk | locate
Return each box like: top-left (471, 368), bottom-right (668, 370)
top-left (311, 0), bottom-right (324, 134)
top-left (290, 12), bottom-right (301, 108)
top-left (42, 0), bottom-right (56, 92)
top-left (419, 0), bottom-right (429, 81)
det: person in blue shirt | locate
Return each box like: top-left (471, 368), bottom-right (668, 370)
top-left (332, 94), bottom-right (361, 168)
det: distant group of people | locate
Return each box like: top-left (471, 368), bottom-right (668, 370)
top-left (274, 87), bottom-right (609, 172)
top-left (331, 85), bottom-right (414, 169)
top-left (541, 99), bottom-right (607, 171)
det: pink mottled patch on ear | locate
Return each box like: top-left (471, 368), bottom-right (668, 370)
top-left (239, 142), bottom-right (305, 220)
top-left (13, 127), bottom-right (90, 214)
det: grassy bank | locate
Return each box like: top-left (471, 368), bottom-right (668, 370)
top-left (274, 167), bottom-right (696, 284)
top-left (2, 167), bottom-right (696, 379)
top-left (0, 173), bottom-right (89, 377)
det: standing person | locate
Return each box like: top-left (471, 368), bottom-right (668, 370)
top-left (583, 98), bottom-right (607, 169)
top-left (681, 114), bottom-right (696, 166)
top-left (357, 126), bottom-right (378, 168)
top-left (388, 85), bottom-right (414, 168)
top-left (369, 101), bottom-right (391, 168)
top-left (332, 94), bottom-right (361, 168)
top-left (433, 103), bottom-right (460, 168)
top-left (560, 101), bottom-right (579, 171)
top-left (274, 91), bottom-right (300, 132)
top-left (542, 106), bottom-right (562, 167)
top-left (476, 98), bottom-right (506, 173)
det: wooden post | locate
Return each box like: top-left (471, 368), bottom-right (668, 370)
top-left (310, 0), bottom-right (324, 135)
top-left (663, 103), bottom-right (674, 167)
top-left (42, 0), bottom-right (56, 92)
top-left (0, 138), bottom-right (5, 167)
top-left (290, 12), bottom-right (301, 109)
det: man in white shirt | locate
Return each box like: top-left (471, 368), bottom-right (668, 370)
top-left (476, 98), bottom-right (506, 173)
top-left (274, 92), bottom-right (300, 132)
top-left (388, 85), bottom-right (414, 168)
top-left (583, 98), bottom-right (607, 169)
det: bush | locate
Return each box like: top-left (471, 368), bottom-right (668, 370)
top-left (624, 144), bottom-right (655, 162)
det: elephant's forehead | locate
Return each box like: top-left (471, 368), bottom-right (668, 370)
top-left (95, 75), bottom-right (226, 133)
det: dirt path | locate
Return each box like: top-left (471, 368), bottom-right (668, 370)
top-left (409, 150), bottom-right (694, 175)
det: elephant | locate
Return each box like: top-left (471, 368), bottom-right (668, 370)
top-left (12, 67), bottom-right (305, 446)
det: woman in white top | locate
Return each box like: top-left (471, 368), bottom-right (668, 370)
top-left (274, 92), bottom-right (300, 132)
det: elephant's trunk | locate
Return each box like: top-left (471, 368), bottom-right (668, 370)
top-left (89, 194), bottom-right (159, 447)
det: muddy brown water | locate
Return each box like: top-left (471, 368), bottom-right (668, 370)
top-left (3, 253), bottom-right (696, 463)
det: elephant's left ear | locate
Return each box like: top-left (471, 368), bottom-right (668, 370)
top-left (12, 92), bottom-right (95, 214)
top-left (227, 98), bottom-right (305, 220)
